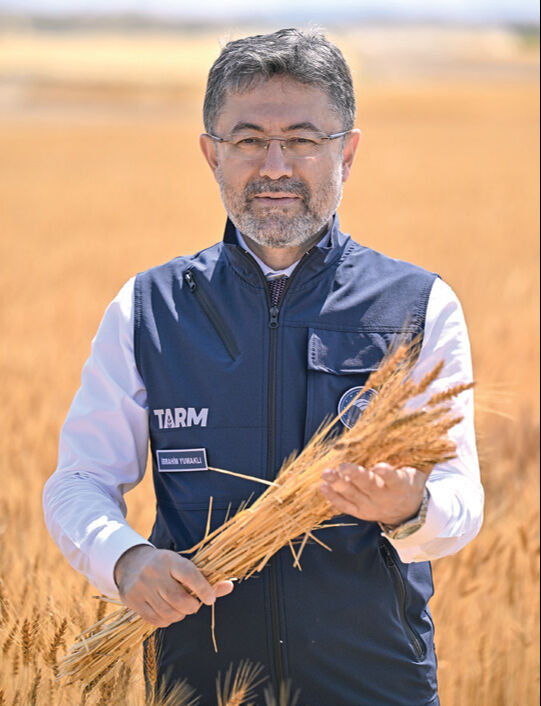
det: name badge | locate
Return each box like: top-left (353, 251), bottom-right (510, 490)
top-left (157, 448), bottom-right (208, 472)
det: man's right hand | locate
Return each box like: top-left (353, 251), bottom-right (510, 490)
top-left (114, 544), bottom-right (234, 628)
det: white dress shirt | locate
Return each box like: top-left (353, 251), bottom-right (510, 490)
top-left (43, 242), bottom-right (484, 598)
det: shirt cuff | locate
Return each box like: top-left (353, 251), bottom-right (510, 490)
top-left (88, 521), bottom-right (153, 598)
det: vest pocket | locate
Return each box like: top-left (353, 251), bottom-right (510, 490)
top-left (304, 327), bottom-right (399, 442)
top-left (184, 269), bottom-right (240, 360)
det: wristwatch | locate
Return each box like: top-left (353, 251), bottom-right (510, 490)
top-left (380, 487), bottom-right (430, 540)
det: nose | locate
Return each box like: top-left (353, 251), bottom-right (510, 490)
top-left (258, 139), bottom-right (293, 180)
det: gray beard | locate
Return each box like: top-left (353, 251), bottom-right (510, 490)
top-left (217, 170), bottom-right (343, 249)
top-left (233, 207), bottom-right (334, 248)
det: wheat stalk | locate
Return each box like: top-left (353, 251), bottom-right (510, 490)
top-left (47, 618), bottom-right (68, 676)
top-left (146, 675), bottom-right (200, 706)
top-left (143, 622), bottom-right (200, 706)
top-left (21, 617), bottom-right (35, 665)
top-left (263, 680), bottom-right (301, 706)
top-left (56, 341), bottom-right (473, 689)
top-left (2, 619), bottom-right (18, 656)
top-left (27, 668), bottom-right (41, 706)
top-left (216, 660), bottom-right (266, 706)
top-left (0, 580), bottom-right (9, 626)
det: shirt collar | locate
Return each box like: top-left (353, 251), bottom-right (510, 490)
top-left (235, 228), bottom-right (331, 279)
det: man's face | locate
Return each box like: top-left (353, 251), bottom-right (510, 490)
top-left (201, 77), bottom-right (359, 249)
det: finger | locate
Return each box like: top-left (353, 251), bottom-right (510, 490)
top-left (333, 463), bottom-right (361, 484)
top-left (337, 464), bottom-right (386, 493)
top-left (149, 592), bottom-right (190, 621)
top-left (321, 468), bottom-right (339, 482)
top-left (393, 466), bottom-right (424, 480)
top-left (332, 479), bottom-right (373, 503)
top-left (133, 599), bottom-right (186, 628)
top-left (326, 468), bottom-right (376, 498)
top-left (169, 556), bottom-right (216, 606)
top-left (322, 463), bottom-right (363, 482)
top-left (369, 463), bottom-right (402, 485)
top-left (372, 465), bottom-right (424, 490)
top-left (320, 483), bottom-right (359, 517)
top-left (370, 462), bottom-right (394, 474)
top-left (158, 584), bottom-right (201, 616)
top-left (215, 580), bottom-right (234, 598)
top-left (140, 601), bottom-right (166, 626)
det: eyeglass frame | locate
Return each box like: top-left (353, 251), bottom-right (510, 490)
top-left (201, 129), bottom-right (353, 156)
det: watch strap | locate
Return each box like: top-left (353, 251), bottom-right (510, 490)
top-left (380, 487), bottom-right (430, 540)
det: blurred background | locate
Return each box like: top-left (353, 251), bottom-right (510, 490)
top-left (0, 2), bottom-right (539, 704)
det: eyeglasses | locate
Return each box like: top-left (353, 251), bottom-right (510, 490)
top-left (202, 130), bottom-right (352, 159)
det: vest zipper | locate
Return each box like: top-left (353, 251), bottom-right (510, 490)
top-left (184, 270), bottom-right (240, 360)
top-left (237, 247), bottom-right (315, 691)
top-left (379, 542), bottom-right (424, 660)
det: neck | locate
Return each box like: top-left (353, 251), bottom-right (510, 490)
top-left (241, 221), bottom-right (330, 271)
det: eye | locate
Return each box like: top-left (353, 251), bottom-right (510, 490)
top-left (234, 137), bottom-right (264, 147)
top-left (289, 137), bottom-right (318, 145)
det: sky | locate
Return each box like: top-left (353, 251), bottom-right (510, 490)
top-left (1, 0), bottom-right (539, 24)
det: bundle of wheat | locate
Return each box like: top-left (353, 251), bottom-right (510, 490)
top-left (57, 341), bottom-right (473, 689)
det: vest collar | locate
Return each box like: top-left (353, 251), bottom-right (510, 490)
top-left (222, 214), bottom-right (351, 288)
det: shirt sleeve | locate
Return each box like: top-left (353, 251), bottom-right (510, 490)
top-left (384, 277), bottom-right (484, 562)
top-left (42, 277), bottom-right (153, 598)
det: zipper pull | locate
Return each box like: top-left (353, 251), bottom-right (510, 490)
top-left (269, 305), bottom-right (280, 328)
top-left (184, 270), bottom-right (196, 292)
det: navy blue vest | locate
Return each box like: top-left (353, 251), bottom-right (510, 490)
top-left (134, 217), bottom-right (439, 706)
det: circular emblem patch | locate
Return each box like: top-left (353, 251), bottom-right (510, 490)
top-left (338, 387), bottom-right (377, 429)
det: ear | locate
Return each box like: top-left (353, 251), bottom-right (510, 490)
top-left (200, 133), bottom-right (220, 181)
top-left (341, 128), bottom-right (361, 183)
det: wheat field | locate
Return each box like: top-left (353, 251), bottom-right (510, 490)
top-left (0, 28), bottom-right (539, 705)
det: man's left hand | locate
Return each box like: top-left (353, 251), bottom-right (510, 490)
top-left (320, 463), bottom-right (427, 528)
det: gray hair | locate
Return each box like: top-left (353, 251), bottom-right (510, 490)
top-left (203, 28), bottom-right (355, 134)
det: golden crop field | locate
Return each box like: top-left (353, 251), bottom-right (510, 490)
top-left (0, 28), bottom-right (539, 705)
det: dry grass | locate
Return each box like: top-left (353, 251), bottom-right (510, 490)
top-left (0, 33), bottom-right (539, 704)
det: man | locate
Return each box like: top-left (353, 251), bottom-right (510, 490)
top-left (43, 28), bottom-right (483, 705)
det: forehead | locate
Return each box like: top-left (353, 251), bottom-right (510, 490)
top-left (215, 77), bottom-right (340, 134)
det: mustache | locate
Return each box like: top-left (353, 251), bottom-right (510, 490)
top-left (245, 179), bottom-right (310, 200)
